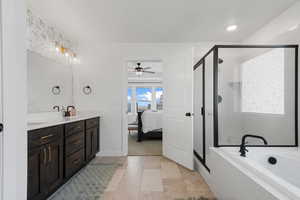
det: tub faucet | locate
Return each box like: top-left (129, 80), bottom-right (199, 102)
top-left (239, 134), bottom-right (268, 157)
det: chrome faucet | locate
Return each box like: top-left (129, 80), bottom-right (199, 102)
top-left (239, 134), bottom-right (268, 157)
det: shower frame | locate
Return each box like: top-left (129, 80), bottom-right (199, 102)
top-left (193, 44), bottom-right (299, 169)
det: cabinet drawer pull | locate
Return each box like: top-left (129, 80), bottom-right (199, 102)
top-left (43, 148), bottom-right (47, 164)
top-left (73, 158), bottom-right (81, 165)
top-left (41, 134), bottom-right (53, 140)
top-left (73, 125), bottom-right (81, 131)
top-left (48, 145), bottom-right (51, 162)
top-left (72, 140), bottom-right (81, 146)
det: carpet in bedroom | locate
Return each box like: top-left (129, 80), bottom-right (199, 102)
top-left (128, 132), bottom-right (162, 156)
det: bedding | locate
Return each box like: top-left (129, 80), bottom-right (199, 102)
top-left (141, 110), bottom-right (163, 133)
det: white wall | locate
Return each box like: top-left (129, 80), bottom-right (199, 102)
top-left (1, 0), bottom-right (27, 199)
top-left (27, 51), bottom-right (73, 113)
top-left (73, 43), bottom-right (195, 156)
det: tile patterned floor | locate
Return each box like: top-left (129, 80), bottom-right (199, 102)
top-left (101, 156), bottom-right (215, 200)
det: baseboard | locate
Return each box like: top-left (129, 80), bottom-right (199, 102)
top-left (194, 156), bottom-right (218, 198)
top-left (97, 150), bottom-right (124, 157)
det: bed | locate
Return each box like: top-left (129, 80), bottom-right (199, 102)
top-left (137, 110), bottom-right (163, 142)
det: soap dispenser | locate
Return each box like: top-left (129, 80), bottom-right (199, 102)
top-left (67, 106), bottom-right (76, 116)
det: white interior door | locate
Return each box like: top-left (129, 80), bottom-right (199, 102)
top-left (163, 47), bottom-right (193, 170)
top-left (0, 4), bottom-right (3, 198)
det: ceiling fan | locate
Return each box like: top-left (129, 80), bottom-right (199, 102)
top-left (129, 63), bottom-right (155, 76)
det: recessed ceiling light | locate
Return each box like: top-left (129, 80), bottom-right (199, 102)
top-left (226, 25), bottom-right (238, 32)
top-left (288, 25), bottom-right (298, 31)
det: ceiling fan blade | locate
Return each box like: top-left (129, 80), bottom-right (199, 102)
top-left (143, 67), bottom-right (151, 70)
top-left (143, 71), bottom-right (155, 74)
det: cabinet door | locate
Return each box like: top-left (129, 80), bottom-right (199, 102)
top-left (85, 129), bottom-right (93, 161)
top-left (45, 139), bottom-right (63, 194)
top-left (28, 147), bottom-right (47, 200)
top-left (92, 128), bottom-right (99, 155)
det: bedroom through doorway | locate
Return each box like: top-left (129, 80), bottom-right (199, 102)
top-left (126, 61), bottom-right (163, 156)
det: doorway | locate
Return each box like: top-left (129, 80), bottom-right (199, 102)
top-left (124, 61), bottom-right (164, 156)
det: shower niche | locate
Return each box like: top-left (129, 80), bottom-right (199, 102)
top-left (193, 45), bottom-right (298, 171)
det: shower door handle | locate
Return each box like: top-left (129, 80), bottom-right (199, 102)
top-left (0, 123), bottom-right (3, 132)
top-left (185, 112), bottom-right (193, 117)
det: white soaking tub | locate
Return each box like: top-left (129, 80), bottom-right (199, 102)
top-left (210, 147), bottom-right (300, 200)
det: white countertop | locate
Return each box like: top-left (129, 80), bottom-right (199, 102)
top-left (27, 111), bottom-right (103, 131)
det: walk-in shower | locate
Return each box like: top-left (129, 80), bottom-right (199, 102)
top-left (193, 45), bottom-right (298, 171)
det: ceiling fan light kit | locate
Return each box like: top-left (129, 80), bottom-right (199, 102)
top-left (131, 62), bottom-right (155, 76)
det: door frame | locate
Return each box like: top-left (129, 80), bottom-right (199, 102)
top-left (1, 0), bottom-right (27, 199)
top-left (121, 59), bottom-right (164, 156)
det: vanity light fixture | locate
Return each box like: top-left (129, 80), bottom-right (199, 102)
top-left (226, 25), bottom-right (238, 32)
top-left (54, 41), bottom-right (80, 64)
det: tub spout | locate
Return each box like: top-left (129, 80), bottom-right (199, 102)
top-left (239, 134), bottom-right (268, 157)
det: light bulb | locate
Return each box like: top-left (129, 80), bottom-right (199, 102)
top-left (226, 25), bottom-right (238, 32)
top-left (136, 71), bottom-right (143, 76)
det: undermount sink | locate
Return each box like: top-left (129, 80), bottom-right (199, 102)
top-left (27, 112), bottom-right (64, 125)
top-left (28, 120), bottom-right (47, 125)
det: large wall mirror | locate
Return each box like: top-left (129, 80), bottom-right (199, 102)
top-left (27, 51), bottom-right (74, 113)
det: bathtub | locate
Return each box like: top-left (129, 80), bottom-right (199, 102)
top-left (211, 147), bottom-right (300, 200)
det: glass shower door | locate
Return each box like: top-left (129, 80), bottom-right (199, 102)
top-left (193, 62), bottom-right (205, 164)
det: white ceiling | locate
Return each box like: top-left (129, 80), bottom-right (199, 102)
top-left (27, 0), bottom-right (297, 44)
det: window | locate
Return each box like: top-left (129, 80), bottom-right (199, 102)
top-left (127, 86), bottom-right (163, 113)
top-left (241, 49), bottom-right (284, 114)
top-left (156, 87), bottom-right (163, 110)
top-left (136, 87), bottom-right (152, 112)
top-left (127, 88), bottom-right (132, 113)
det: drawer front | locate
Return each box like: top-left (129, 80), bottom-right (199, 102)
top-left (28, 125), bottom-right (63, 149)
top-left (65, 149), bottom-right (85, 178)
top-left (86, 118), bottom-right (99, 129)
top-left (65, 121), bottom-right (84, 137)
top-left (65, 131), bottom-right (84, 156)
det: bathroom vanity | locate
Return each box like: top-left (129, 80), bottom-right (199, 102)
top-left (27, 115), bottom-right (100, 200)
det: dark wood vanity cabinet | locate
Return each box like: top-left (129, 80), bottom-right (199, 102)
top-left (45, 139), bottom-right (64, 194)
top-left (28, 125), bottom-right (64, 200)
top-left (28, 146), bottom-right (46, 200)
top-left (85, 127), bottom-right (99, 161)
top-left (27, 117), bottom-right (100, 200)
top-left (64, 121), bottom-right (85, 178)
top-left (85, 118), bottom-right (100, 161)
